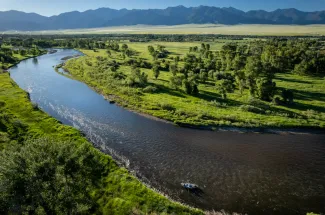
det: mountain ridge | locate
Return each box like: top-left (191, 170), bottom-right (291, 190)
top-left (1, 6), bottom-right (325, 31)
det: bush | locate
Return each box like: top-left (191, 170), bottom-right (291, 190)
top-left (143, 86), bottom-right (158, 93)
top-left (281, 89), bottom-right (294, 104)
top-left (209, 100), bottom-right (227, 108)
top-left (240, 105), bottom-right (266, 114)
top-left (272, 96), bottom-right (282, 105)
top-left (0, 101), bottom-right (5, 108)
top-left (158, 103), bottom-right (175, 111)
top-left (32, 103), bottom-right (39, 110)
top-left (247, 97), bottom-right (270, 109)
top-left (305, 109), bottom-right (321, 120)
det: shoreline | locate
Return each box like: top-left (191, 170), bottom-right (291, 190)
top-left (56, 49), bottom-right (325, 135)
top-left (84, 79), bottom-right (325, 135)
top-left (4, 51), bottom-right (48, 70)
top-left (5, 62), bottom-right (204, 214)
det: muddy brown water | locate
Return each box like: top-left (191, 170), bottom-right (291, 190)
top-left (9, 49), bottom-right (325, 215)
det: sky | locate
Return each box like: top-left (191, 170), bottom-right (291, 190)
top-left (0, 0), bottom-right (325, 16)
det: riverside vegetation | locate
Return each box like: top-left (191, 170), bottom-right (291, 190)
top-left (0, 45), bottom-right (202, 214)
top-left (0, 35), bottom-right (324, 215)
top-left (51, 36), bottom-right (325, 129)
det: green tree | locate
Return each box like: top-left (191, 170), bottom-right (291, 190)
top-left (281, 89), bottom-right (294, 104)
top-left (256, 77), bottom-right (276, 101)
top-left (169, 74), bottom-right (184, 90)
top-left (245, 56), bottom-right (263, 96)
top-left (0, 138), bottom-right (106, 215)
top-left (128, 67), bottom-right (148, 87)
top-left (216, 79), bottom-right (234, 99)
top-left (148, 46), bottom-right (155, 55)
top-left (121, 44), bottom-right (128, 52)
top-left (199, 70), bottom-right (208, 83)
top-left (153, 66), bottom-right (160, 79)
top-left (206, 44), bottom-right (211, 51)
top-left (169, 64), bottom-right (178, 76)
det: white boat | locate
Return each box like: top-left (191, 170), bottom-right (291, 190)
top-left (181, 183), bottom-right (199, 189)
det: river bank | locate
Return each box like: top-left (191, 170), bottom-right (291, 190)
top-left (1, 57), bottom-right (203, 213)
top-left (62, 47), bottom-right (325, 131)
top-left (61, 59), bottom-right (325, 134)
top-left (9, 49), bottom-right (325, 214)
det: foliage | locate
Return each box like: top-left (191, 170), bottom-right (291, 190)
top-left (281, 89), bottom-right (294, 104)
top-left (216, 79), bottom-right (234, 99)
top-left (60, 37), bottom-right (325, 129)
top-left (0, 138), bottom-right (105, 214)
top-left (0, 73), bottom-right (202, 215)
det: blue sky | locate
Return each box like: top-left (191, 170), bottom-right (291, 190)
top-left (1, 0), bottom-right (325, 16)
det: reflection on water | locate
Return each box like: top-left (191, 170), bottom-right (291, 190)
top-left (9, 49), bottom-right (325, 215)
top-left (32, 57), bottom-right (38, 65)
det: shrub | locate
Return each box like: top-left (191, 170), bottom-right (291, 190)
top-left (158, 103), bottom-right (175, 111)
top-left (143, 86), bottom-right (158, 93)
top-left (272, 96), bottom-right (282, 105)
top-left (247, 97), bottom-right (270, 109)
top-left (281, 89), bottom-right (294, 104)
top-left (209, 100), bottom-right (227, 108)
top-left (240, 105), bottom-right (265, 114)
top-left (305, 109), bottom-right (321, 120)
top-left (0, 101), bottom-right (5, 108)
top-left (32, 103), bottom-right (39, 110)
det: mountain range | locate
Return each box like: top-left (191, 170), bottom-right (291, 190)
top-left (1, 6), bottom-right (325, 31)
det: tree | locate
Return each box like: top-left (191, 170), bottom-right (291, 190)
top-left (208, 70), bottom-right (214, 79)
top-left (199, 70), bottom-right (208, 83)
top-left (234, 71), bottom-right (246, 95)
top-left (153, 66), bottom-right (160, 79)
top-left (216, 60), bottom-right (222, 72)
top-left (206, 44), bottom-right (211, 51)
top-left (0, 138), bottom-right (106, 215)
top-left (128, 67), bottom-right (148, 87)
top-left (282, 89), bottom-right (294, 104)
top-left (148, 46), bottom-right (155, 55)
top-left (170, 64), bottom-right (178, 76)
top-left (244, 56), bottom-right (263, 96)
top-left (256, 77), bottom-right (276, 101)
top-left (19, 49), bottom-right (27, 56)
top-left (157, 45), bottom-right (165, 52)
top-left (174, 56), bottom-right (180, 65)
top-left (182, 72), bottom-right (199, 95)
top-left (216, 79), bottom-right (234, 99)
top-left (121, 44), bottom-right (128, 52)
top-left (169, 74), bottom-right (184, 90)
top-left (201, 43), bottom-right (206, 51)
top-left (183, 79), bottom-right (193, 94)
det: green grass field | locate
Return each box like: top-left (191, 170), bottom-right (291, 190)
top-left (64, 41), bottom-right (325, 129)
top-left (0, 53), bottom-right (45, 69)
top-left (5, 24), bottom-right (325, 36)
top-left (0, 72), bottom-right (203, 214)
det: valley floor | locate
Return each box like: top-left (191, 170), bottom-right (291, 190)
top-left (63, 43), bottom-right (325, 129)
top-left (15, 24), bottom-right (325, 36)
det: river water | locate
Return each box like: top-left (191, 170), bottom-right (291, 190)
top-left (9, 49), bottom-right (325, 214)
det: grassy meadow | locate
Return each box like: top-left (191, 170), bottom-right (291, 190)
top-left (64, 41), bottom-right (325, 129)
top-left (7, 24), bottom-right (325, 36)
top-left (0, 72), bottom-right (203, 214)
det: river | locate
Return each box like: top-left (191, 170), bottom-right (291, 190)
top-left (9, 49), bottom-right (325, 215)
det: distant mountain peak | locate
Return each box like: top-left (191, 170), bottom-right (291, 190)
top-left (0, 6), bottom-right (325, 31)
